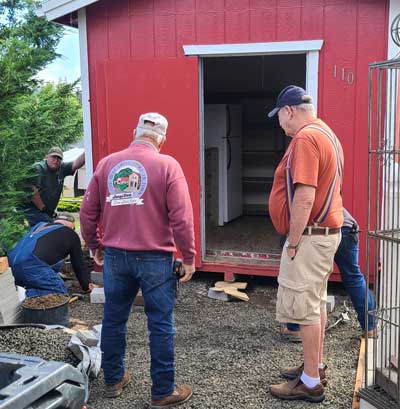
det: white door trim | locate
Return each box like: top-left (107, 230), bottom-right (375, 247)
top-left (78, 8), bottom-right (93, 186)
top-left (183, 40), bottom-right (323, 57)
top-left (184, 40), bottom-right (322, 112)
top-left (195, 41), bottom-right (322, 260)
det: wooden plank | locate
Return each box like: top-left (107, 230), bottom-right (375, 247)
top-left (0, 257), bottom-right (9, 274)
top-left (224, 287), bottom-right (249, 302)
top-left (352, 337), bottom-right (365, 409)
top-left (214, 281), bottom-right (248, 290)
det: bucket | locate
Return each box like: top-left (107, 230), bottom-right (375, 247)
top-left (22, 294), bottom-right (70, 327)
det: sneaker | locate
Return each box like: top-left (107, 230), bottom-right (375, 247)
top-left (280, 363), bottom-right (328, 386)
top-left (150, 384), bottom-right (193, 408)
top-left (280, 327), bottom-right (302, 343)
top-left (104, 371), bottom-right (132, 398)
top-left (270, 377), bottom-right (325, 402)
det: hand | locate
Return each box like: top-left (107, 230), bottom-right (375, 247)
top-left (86, 282), bottom-right (101, 293)
top-left (94, 247), bottom-right (104, 266)
top-left (286, 247), bottom-right (297, 260)
top-left (179, 263), bottom-right (195, 283)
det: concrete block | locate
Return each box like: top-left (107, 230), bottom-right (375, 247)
top-left (326, 295), bottom-right (335, 313)
top-left (207, 288), bottom-right (229, 301)
top-left (90, 271), bottom-right (103, 285)
top-left (360, 398), bottom-right (377, 409)
top-left (76, 329), bottom-right (99, 347)
top-left (90, 287), bottom-right (105, 303)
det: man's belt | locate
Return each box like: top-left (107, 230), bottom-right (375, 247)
top-left (303, 227), bottom-right (341, 236)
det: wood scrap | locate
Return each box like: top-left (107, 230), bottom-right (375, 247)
top-left (352, 337), bottom-right (365, 409)
top-left (224, 287), bottom-right (249, 302)
top-left (214, 281), bottom-right (247, 290)
top-left (0, 257), bottom-right (9, 274)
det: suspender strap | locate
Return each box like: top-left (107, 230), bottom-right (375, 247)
top-left (284, 125), bottom-right (343, 224)
top-left (32, 223), bottom-right (55, 235)
top-left (284, 148), bottom-right (295, 220)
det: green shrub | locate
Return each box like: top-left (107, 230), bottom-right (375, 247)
top-left (57, 197), bottom-right (83, 213)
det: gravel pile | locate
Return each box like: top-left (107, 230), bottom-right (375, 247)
top-left (0, 326), bottom-right (77, 366)
top-left (0, 273), bottom-right (361, 408)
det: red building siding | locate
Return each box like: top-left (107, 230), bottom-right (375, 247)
top-left (85, 0), bottom-right (389, 274)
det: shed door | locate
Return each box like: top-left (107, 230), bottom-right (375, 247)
top-left (92, 58), bottom-right (201, 265)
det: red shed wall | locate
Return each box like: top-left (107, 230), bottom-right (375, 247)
top-left (85, 0), bottom-right (389, 271)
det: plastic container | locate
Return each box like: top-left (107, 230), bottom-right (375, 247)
top-left (22, 298), bottom-right (69, 327)
top-left (0, 352), bottom-right (85, 409)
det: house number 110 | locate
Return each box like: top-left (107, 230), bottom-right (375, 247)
top-left (333, 65), bottom-right (354, 85)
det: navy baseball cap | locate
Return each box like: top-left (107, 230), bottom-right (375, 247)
top-left (267, 85), bottom-right (308, 118)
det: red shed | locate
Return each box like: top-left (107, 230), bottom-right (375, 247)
top-left (40, 0), bottom-right (399, 281)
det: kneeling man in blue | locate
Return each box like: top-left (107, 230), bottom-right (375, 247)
top-left (8, 214), bottom-right (93, 298)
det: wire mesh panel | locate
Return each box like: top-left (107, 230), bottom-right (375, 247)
top-left (360, 58), bottom-right (400, 407)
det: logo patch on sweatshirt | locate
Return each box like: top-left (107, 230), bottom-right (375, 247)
top-left (106, 160), bottom-right (147, 206)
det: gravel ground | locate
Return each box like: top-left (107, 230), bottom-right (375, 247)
top-left (0, 326), bottom-right (77, 366)
top-left (0, 273), bottom-right (361, 408)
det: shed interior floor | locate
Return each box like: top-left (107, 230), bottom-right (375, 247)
top-left (206, 215), bottom-right (281, 254)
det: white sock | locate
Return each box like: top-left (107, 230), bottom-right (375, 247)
top-left (300, 371), bottom-right (320, 388)
top-left (318, 362), bottom-right (325, 369)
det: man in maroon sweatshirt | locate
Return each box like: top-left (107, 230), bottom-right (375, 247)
top-left (80, 112), bottom-right (196, 407)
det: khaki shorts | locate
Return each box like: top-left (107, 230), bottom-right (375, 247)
top-left (276, 232), bottom-right (341, 325)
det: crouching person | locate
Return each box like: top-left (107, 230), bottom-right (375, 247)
top-left (80, 112), bottom-right (196, 407)
top-left (8, 213), bottom-right (92, 297)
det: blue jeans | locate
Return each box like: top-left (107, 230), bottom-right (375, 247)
top-left (287, 227), bottom-right (375, 332)
top-left (101, 247), bottom-right (175, 399)
top-left (8, 222), bottom-right (66, 298)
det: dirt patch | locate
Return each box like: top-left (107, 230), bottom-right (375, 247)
top-left (22, 294), bottom-right (69, 309)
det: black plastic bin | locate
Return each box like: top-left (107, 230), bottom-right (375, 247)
top-left (22, 298), bottom-right (69, 327)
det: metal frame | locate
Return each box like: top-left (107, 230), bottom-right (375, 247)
top-left (360, 57), bottom-right (400, 408)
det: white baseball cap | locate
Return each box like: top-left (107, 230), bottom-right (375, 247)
top-left (136, 112), bottom-right (168, 138)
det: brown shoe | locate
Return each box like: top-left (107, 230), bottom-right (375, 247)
top-left (280, 363), bottom-right (328, 387)
top-left (280, 327), bottom-right (302, 343)
top-left (150, 384), bottom-right (193, 408)
top-left (104, 371), bottom-right (132, 398)
top-left (270, 377), bottom-right (325, 402)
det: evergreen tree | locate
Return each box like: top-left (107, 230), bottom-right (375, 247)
top-left (0, 1), bottom-right (83, 255)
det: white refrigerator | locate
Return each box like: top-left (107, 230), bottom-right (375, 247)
top-left (204, 104), bottom-right (243, 226)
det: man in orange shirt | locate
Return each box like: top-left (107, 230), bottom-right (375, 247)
top-left (268, 86), bottom-right (343, 403)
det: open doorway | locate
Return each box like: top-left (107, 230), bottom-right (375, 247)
top-left (202, 54), bottom-right (306, 264)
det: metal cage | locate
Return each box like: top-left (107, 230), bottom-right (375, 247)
top-left (359, 58), bottom-right (400, 408)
